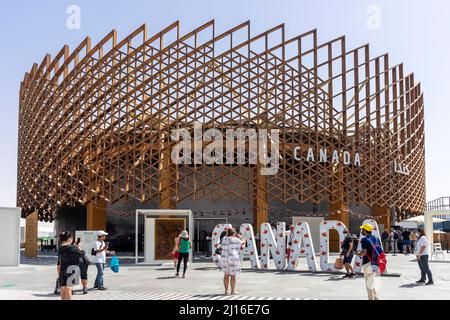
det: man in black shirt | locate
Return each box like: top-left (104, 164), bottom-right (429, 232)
top-left (402, 229), bottom-right (412, 255)
top-left (340, 229), bottom-right (355, 278)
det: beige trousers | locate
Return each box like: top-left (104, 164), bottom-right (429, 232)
top-left (362, 262), bottom-right (379, 300)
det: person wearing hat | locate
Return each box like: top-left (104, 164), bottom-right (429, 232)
top-left (93, 230), bottom-right (115, 290)
top-left (357, 224), bottom-right (382, 300)
top-left (176, 230), bottom-right (192, 278)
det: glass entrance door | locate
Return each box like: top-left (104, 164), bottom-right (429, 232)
top-left (193, 218), bottom-right (228, 257)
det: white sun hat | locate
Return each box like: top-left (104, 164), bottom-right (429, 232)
top-left (181, 230), bottom-right (189, 238)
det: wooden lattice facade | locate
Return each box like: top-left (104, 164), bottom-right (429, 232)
top-left (17, 21), bottom-right (425, 222)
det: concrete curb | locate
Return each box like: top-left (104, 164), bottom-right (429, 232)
top-left (240, 268), bottom-right (401, 277)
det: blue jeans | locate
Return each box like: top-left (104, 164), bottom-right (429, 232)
top-left (95, 263), bottom-right (105, 288)
top-left (417, 255), bottom-right (433, 282)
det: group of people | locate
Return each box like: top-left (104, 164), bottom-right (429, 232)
top-left (56, 230), bottom-right (115, 300)
top-left (342, 225), bottom-right (434, 299)
top-left (55, 223), bottom-right (435, 301)
top-left (381, 227), bottom-right (415, 254)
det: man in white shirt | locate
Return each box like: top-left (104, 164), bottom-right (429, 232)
top-left (94, 231), bottom-right (114, 290)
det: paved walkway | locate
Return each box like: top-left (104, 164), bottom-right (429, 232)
top-left (1, 254), bottom-right (449, 300)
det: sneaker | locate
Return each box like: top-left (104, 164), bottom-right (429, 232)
top-left (82, 287), bottom-right (88, 295)
top-left (98, 287), bottom-right (107, 291)
top-left (93, 285), bottom-right (98, 289)
top-left (425, 281), bottom-right (434, 286)
top-left (182, 274), bottom-right (186, 278)
top-left (416, 280), bottom-right (425, 284)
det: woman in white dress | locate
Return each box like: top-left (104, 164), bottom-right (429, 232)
top-left (221, 227), bottom-right (245, 295)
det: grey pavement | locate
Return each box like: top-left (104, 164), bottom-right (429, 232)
top-left (1, 253), bottom-right (449, 300)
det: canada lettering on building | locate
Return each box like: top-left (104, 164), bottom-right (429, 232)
top-left (211, 219), bottom-right (381, 273)
top-left (293, 147), bottom-right (362, 167)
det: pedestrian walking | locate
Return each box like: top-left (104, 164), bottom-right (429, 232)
top-left (93, 231), bottom-right (115, 291)
top-left (402, 229), bottom-right (412, 255)
top-left (75, 238), bottom-right (90, 294)
top-left (175, 230), bottom-right (192, 278)
top-left (172, 228), bottom-right (182, 268)
top-left (357, 224), bottom-right (385, 300)
top-left (57, 231), bottom-right (84, 300)
top-left (381, 230), bottom-right (390, 253)
top-left (286, 224), bottom-right (295, 261)
top-left (221, 227), bottom-right (245, 295)
top-left (411, 230), bottom-right (417, 253)
top-left (415, 228), bottom-right (434, 285)
top-left (389, 228), bottom-right (395, 252)
top-left (340, 229), bottom-right (355, 278)
top-left (396, 229), bottom-right (403, 253)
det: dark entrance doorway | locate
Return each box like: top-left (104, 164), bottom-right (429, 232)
top-left (193, 218), bottom-right (228, 257)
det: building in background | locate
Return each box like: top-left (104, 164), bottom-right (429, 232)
top-left (17, 21), bottom-right (425, 255)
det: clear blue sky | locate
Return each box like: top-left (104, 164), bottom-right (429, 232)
top-left (0, 0), bottom-right (448, 207)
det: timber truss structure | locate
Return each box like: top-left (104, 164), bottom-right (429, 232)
top-left (17, 21), bottom-right (425, 221)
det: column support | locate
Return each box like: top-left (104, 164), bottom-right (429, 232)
top-left (253, 167), bottom-right (268, 235)
top-left (87, 199), bottom-right (107, 231)
top-left (159, 141), bottom-right (177, 209)
top-left (372, 205), bottom-right (391, 231)
top-left (25, 211), bottom-right (38, 258)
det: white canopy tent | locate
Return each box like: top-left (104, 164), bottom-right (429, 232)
top-left (424, 210), bottom-right (450, 253)
top-left (404, 215), bottom-right (447, 223)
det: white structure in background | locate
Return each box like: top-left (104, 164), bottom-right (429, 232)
top-left (0, 208), bottom-right (21, 266)
top-left (395, 220), bottom-right (418, 230)
top-left (424, 211), bottom-right (450, 254)
top-left (75, 231), bottom-right (100, 262)
top-left (19, 219), bottom-right (55, 242)
top-left (37, 221), bottom-right (55, 238)
top-left (292, 216), bottom-right (323, 253)
top-left (135, 209), bottom-right (193, 265)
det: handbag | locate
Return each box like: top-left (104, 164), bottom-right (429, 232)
top-left (82, 251), bottom-right (91, 266)
top-left (334, 257), bottom-right (344, 270)
top-left (110, 256), bottom-right (120, 273)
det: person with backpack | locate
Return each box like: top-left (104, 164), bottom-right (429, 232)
top-left (93, 231), bottom-right (115, 291)
top-left (357, 224), bottom-right (387, 300)
top-left (175, 230), bottom-right (192, 278)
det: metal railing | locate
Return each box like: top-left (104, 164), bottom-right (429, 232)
top-left (426, 197), bottom-right (450, 211)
